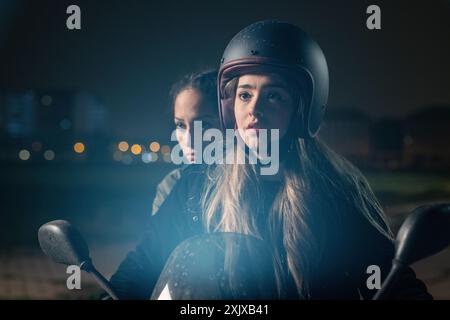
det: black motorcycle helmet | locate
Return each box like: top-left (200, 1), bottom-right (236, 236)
top-left (218, 20), bottom-right (329, 139)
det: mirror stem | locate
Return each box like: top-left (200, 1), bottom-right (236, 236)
top-left (372, 260), bottom-right (404, 300)
top-left (81, 260), bottom-right (119, 300)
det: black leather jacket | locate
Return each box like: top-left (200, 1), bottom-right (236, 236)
top-left (109, 164), bottom-right (432, 300)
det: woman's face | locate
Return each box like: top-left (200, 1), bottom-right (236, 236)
top-left (234, 74), bottom-right (296, 149)
top-left (174, 89), bottom-right (219, 163)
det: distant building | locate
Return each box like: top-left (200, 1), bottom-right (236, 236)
top-left (0, 90), bottom-right (110, 139)
top-left (320, 105), bottom-right (450, 171)
top-left (1, 91), bottom-right (36, 138)
top-left (36, 91), bottom-right (75, 139)
top-left (370, 117), bottom-right (404, 170)
top-left (0, 90), bottom-right (111, 163)
top-left (319, 108), bottom-right (372, 166)
top-left (403, 106), bottom-right (450, 169)
top-left (73, 92), bottom-right (109, 136)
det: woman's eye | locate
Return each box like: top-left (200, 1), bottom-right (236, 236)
top-left (175, 122), bottom-right (186, 129)
top-left (267, 92), bottom-right (283, 102)
top-left (238, 92), bottom-right (252, 102)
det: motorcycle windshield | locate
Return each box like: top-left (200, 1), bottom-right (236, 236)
top-left (150, 232), bottom-right (279, 300)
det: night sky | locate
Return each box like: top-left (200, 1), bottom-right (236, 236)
top-left (1, 0), bottom-right (449, 140)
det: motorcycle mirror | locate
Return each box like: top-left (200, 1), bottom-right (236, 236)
top-left (374, 203), bottom-right (450, 300)
top-left (38, 220), bottom-right (120, 300)
top-left (38, 220), bottom-right (90, 267)
top-left (394, 203), bottom-right (450, 266)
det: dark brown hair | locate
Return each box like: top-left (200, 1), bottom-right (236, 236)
top-left (169, 69), bottom-right (218, 115)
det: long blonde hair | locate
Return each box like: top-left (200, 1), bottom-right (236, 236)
top-left (201, 135), bottom-right (393, 298)
top-left (201, 73), bottom-right (392, 298)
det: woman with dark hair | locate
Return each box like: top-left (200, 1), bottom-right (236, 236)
top-left (151, 70), bottom-right (219, 214)
top-left (110, 21), bottom-right (431, 300)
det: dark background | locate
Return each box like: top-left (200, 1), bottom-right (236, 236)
top-left (0, 0), bottom-right (449, 299)
top-left (1, 0), bottom-right (450, 139)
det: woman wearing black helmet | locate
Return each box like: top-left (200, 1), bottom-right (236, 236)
top-left (109, 20), bottom-right (432, 300)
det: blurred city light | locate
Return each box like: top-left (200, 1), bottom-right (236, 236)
top-left (73, 142), bottom-right (85, 153)
top-left (160, 145), bottom-right (170, 155)
top-left (141, 152), bottom-right (152, 163)
top-left (131, 144), bottom-right (142, 155)
top-left (118, 141), bottom-right (129, 152)
top-left (149, 152), bottom-right (158, 162)
top-left (41, 94), bottom-right (52, 106)
top-left (18, 149), bottom-right (30, 161)
top-left (43, 150), bottom-right (55, 161)
top-left (149, 141), bottom-right (160, 153)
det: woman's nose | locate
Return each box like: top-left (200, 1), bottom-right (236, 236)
top-left (189, 128), bottom-right (195, 141)
top-left (248, 98), bottom-right (264, 119)
top-left (180, 127), bottom-right (192, 145)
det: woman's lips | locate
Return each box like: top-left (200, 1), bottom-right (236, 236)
top-left (246, 122), bottom-right (264, 130)
top-left (245, 124), bottom-right (263, 135)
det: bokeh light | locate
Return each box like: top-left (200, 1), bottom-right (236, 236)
top-left (118, 141), bottom-right (129, 152)
top-left (141, 152), bottom-right (152, 164)
top-left (149, 141), bottom-right (160, 153)
top-left (74, 142), bottom-right (85, 154)
top-left (41, 94), bottom-right (52, 106)
top-left (150, 152), bottom-right (158, 162)
top-left (19, 149), bottom-right (30, 161)
top-left (160, 145), bottom-right (171, 155)
top-left (131, 144), bottom-right (142, 155)
top-left (43, 150), bottom-right (55, 161)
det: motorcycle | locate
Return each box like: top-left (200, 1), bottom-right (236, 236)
top-left (37, 203), bottom-right (450, 300)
